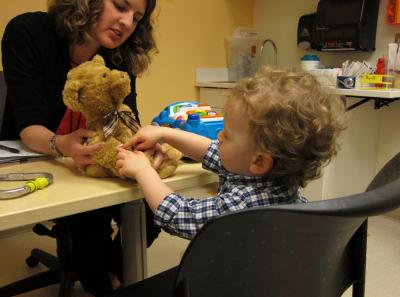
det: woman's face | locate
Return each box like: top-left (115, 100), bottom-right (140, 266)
top-left (91, 0), bottom-right (147, 49)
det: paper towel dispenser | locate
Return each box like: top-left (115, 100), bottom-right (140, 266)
top-left (297, 13), bottom-right (316, 50)
top-left (307, 0), bottom-right (379, 51)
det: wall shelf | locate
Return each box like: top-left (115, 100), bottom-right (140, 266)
top-left (195, 79), bottom-right (400, 112)
top-left (333, 88), bottom-right (400, 111)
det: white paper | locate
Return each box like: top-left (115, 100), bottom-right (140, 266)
top-left (388, 43), bottom-right (398, 73)
top-left (395, 46), bottom-right (400, 71)
top-left (0, 140), bottom-right (46, 159)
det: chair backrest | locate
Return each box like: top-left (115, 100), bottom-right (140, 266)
top-left (0, 71), bottom-right (6, 132)
top-left (366, 152), bottom-right (400, 191)
top-left (174, 173), bottom-right (400, 297)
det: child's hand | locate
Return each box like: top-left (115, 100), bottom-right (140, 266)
top-left (116, 147), bottom-right (153, 179)
top-left (122, 125), bottom-right (164, 151)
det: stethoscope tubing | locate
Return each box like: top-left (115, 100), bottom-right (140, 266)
top-left (0, 172), bottom-right (53, 199)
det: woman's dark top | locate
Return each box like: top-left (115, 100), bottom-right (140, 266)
top-left (1, 11), bottom-right (138, 139)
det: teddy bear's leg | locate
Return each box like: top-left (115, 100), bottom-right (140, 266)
top-left (157, 159), bottom-right (180, 179)
top-left (160, 143), bottom-right (184, 160)
top-left (153, 143), bottom-right (182, 179)
top-left (92, 137), bottom-right (121, 176)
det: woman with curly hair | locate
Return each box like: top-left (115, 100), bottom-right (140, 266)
top-left (1, 0), bottom-right (160, 295)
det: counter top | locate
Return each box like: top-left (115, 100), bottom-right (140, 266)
top-left (333, 88), bottom-right (400, 98)
top-left (195, 81), bottom-right (236, 89)
top-left (196, 80), bottom-right (400, 99)
top-left (0, 158), bottom-right (218, 231)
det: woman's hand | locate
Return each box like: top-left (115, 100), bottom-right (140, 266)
top-left (57, 129), bottom-right (104, 169)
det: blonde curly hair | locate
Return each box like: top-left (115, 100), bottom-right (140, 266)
top-left (227, 67), bottom-right (347, 187)
top-left (47, 0), bottom-right (157, 75)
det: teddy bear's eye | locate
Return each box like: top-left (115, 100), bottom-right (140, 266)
top-left (102, 73), bottom-right (107, 78)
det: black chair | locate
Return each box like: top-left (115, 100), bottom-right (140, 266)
top-left (0, 71), bottom-right (6, 132)
top-left (0, 222), bottom-right (77, 297)
top-left (109, 153), bottom-right (400, 297)
top-left (366, 152), bottom-right (400, 192)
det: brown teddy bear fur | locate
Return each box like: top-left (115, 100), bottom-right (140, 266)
top-left (63, 55), bottom-right (182, 178)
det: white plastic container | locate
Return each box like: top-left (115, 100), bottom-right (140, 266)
top-left (300, 54), bottom-right (320, 71)
top-left (308, 68), bottom-right (342, 87)
top-left (225, 27), bottom-right (262, 81)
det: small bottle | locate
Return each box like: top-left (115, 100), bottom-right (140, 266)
top-left (300, 54), bottom-right (320, 71)
top-left (375, 57), bottom-right (385, 88)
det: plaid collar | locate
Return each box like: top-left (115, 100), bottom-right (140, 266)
top-left (102, 110), bottom-right (139, 139)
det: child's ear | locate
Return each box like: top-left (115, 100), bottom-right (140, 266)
top-left (250, 153), bottom-right (273, 175)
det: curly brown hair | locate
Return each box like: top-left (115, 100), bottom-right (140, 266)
top-left (227, 67), bottom-right (347, 187)
top-left (47, 0), bottom-right (157, 75)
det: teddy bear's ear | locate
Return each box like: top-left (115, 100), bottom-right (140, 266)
top-left (63, 80), bottom-right (83, 111)
top-left (92, 54), bottom-right (105, 65)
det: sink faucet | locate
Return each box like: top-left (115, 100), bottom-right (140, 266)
top-left (260, 39), bottom-right (278, 68)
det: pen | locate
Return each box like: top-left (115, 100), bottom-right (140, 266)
top-left (0, 144), bottom-right (20, 154)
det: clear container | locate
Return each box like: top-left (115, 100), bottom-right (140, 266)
top-left (225, 37), bottom-right (262, 81)
top-left (225, 27), bottom-right (263, 81)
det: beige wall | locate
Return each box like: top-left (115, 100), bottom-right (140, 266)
top-left (253, 0), bottom-right (400, 167)
top-left (253, 0), bottom-right (400, 218)
top-left (254, 0), bottom-right (400, 167)
top-left (0, 0), bottom-right (253, 125)
top-left (0, 1), bottom-right (48, 68)
top-left (253, 0), bottom-right (397, 71)
top-left (138, 0), bottom-right (253, 124)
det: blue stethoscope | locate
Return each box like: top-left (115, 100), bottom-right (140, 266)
top-left (0, 172), bottom-right (53, 199)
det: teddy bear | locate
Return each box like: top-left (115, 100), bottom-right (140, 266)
top-left (62, 54), bottom-right (182, 178)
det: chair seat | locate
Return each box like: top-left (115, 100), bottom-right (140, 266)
top-left (111, 267), bottom-right (178, 297)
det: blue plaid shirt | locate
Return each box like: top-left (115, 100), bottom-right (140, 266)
top-left (154, 140), bottom-right (308, 239)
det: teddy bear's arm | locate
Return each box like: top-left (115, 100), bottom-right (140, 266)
top-left (91, 137), bottom-right (122, 176)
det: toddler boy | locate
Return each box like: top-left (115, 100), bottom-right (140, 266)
top-left (116, 68), bottom-right (346, 239)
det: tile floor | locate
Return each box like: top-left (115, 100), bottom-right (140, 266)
top-left (0, 215), bottom-right (399, 297)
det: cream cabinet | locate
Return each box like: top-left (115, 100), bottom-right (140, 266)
top-left (199, 88), bottom-right (231, 114)
top-left (197, 83), bottom-right (234, 114)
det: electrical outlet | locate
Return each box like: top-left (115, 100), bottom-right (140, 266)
top-left (395, 33), bottom-right (400, 43)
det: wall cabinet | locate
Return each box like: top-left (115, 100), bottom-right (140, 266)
top-left (198, 87), bottom-right (231, 114)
